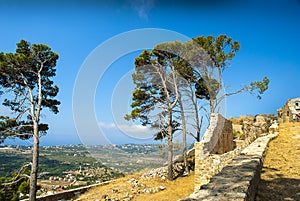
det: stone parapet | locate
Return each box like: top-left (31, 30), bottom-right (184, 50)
top-left (21, 180), bottom-right (114, 201)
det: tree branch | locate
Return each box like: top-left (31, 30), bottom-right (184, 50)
top-left (20, 73), bottom-right (36, 123)
top-left (1, 163), bottom-right (31, 186)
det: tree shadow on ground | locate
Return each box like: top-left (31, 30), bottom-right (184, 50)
top-left (255, 177), bottom-right (300, 201)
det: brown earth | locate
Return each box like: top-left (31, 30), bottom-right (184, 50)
top-left (256, 122), bottom-right (300, 201)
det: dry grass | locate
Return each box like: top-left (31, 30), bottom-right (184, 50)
top-left (256, 122), bottom-right (300, 201)
top-left (132, 172), bottom-right (194, 201)
top-left (229, 115), bottom-right (255, 125)
top-left (74, 174), bottom-right (138, 200)
top-left (74, 171), bottom-right (194, 201)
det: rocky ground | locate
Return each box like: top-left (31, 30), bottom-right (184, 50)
top-left (74, 170), bottom-right (194, 201)
top-left (255, 122), bottom-right (300, 201)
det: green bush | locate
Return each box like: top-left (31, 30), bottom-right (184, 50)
top-left (18, 181), bottom-right (29, 194)
top-left (11, 194), bottom-right (19, 201)
top-left (233, 131), bottom-right (245, 140)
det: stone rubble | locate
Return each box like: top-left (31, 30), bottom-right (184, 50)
top-left (141, 148), bottom-right (195, 180)
top-left (90, 176), bottom-right (166, 201)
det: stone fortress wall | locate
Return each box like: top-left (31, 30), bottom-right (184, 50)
top-left (182, 113), bottom-right (278, 201)
top-left (277, 97), bottom-right (300, 123)
top-left (193, 113), bottom-right (236, 191)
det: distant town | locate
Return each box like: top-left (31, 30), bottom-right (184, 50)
top-left (0, 143), bottom-right (169, 196)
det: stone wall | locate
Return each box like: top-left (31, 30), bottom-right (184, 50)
top-left (193, 134), bottom-right (257, 192)
top-left (197, 113), bottom-right (235, 157)
top-left (232, 114), bottom-right (275, 141)
top-left (194, 113), bottom-right (236, 191)
top-left (182, 133), bottom-right (278, 201)
top-left (277, 97), bottom-right (300, 123)
top-left (194, 143), bottom-right (237, 191)
top-left (21, 180), bottom-right (114, 201)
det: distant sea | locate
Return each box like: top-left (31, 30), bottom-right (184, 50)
top-left (2, 136), bottom-right (163, 146)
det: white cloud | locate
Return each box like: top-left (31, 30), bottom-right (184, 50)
top-left (98, 122), bottom-right (117, 129)
top-left (98, 121), bottom-right (154, 135)
top-left (130, 0), bottom-right (154, 20)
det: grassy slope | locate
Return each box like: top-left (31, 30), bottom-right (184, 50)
top-left (74, 171), bottom-right (194, 201)
top-left (256, 122), bottom-right (300, 201)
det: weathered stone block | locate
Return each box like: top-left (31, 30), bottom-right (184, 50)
top-left (198, 113), bottom-right (235, 158)
top-left (194, 113), bottom-right (236, 191)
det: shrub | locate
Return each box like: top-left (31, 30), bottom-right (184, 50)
top-left (18, 181), bottom-right (29, 194)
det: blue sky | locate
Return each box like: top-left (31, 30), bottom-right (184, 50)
top-left (1, 0), bottom-right (300, 145)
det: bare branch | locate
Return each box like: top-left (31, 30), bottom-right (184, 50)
top-left (1, 163), bottom-right (31, 186)
top-left (20, 73), bottom-right (36, 123)
top-left (1, 177), bottom-right (24, 186)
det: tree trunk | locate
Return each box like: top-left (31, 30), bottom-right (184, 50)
top-left (197, 116), bottom-right (203, 142)
top-left (189, 83), bottom-right (201, 142)
top-left (210, 99), bottom-right (215, 114)
top-left (29, 121), bottom-right (39, 201)
top-left (167, 110), bottom-right (173, 181)
top-left (178, 94), bottom-right (189, 175)
top-left (195, 109), bottom-right (201, 142)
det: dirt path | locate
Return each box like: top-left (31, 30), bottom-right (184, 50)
top-left (256, 122), bottom-right (300, 201)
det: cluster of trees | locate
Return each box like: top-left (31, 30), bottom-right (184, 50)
top-left (0, 35), bottom-right (269, 199)
top-left (125, 35), bottom-right (269, 180)
top-left (0, 40), bottom-right (60, 201)
top-left (0, 166), bottom-right (31, 201)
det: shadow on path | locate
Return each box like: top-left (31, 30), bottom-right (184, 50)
top-left (255, 177), bottom-right (300, 201)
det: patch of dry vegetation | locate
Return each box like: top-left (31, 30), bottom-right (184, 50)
top-left (131, 172), bottom-right (194, 201)
top-left (229, 115), bottom-right (255, 125)
top-left (256, 122), bottom-right (300, 201)
top-left (230, 115), bottom-right (255, 140)
top-left (74, 170), bottom-right (194, 201)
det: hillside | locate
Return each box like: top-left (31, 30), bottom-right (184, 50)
top-left (256, 122), bottom-right (300, 201)
top-left (75, 120), bottom-right (300, 201)
top-left (0, 144), bottom-right (164, 199)
top-left (2, 120), bottom-right (299, 200)
top-left (74, 171), bottom-right (194, 201)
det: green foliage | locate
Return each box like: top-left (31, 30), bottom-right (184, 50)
top-left (153, 121), bottom-right (180, 140)
top-left (249, 77), bottom-right (270, 99)
top-left (0, 176), bottom-right (24, 201)
top-left (190, 35), bottom-right (269, 112)
top-left (18, 181), bottom-right (29, 194)
top-left (0, 40), bottom-right (60, 142)
top-left (192, 34), bottom-right (240, 70)
top-left (126, 35), bottom-right (243, 131)
top-left (125, 47), bottom-right (178, 126)
top-left (0, 145), bottom-right (127, 199)
top-left (189, 35), bottom-right (240, 104)
top-left (0, 153), bottom-right (30, 177)
top-left (233, 131), bottom-right (245, 140)
top-left (126, 34), bottom-right (270, 180)
top-left (126, 34), bottom-right (270, 135)
top-left (195, 76), bottom-right (220, 100)
top-left (0, 116), bottom-right (18, 143)
top-left (0, 40), bottom-right (61, 199)
top-left (11, 194), bottom-right (19, 201)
